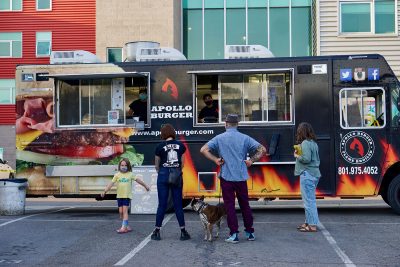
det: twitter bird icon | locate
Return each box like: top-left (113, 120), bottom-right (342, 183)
top-left (340, 69), bottom-right (352, 81)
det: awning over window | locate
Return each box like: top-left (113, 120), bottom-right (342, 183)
top-left (44, 72), bottom-right (147, 80)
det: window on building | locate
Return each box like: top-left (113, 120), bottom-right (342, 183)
top-left (107, 48), bottom-right (123, 63)
top-left (36, 32), bottom-right (51, 57)
top-left (57, 76), bottom-right (149, 127)
top-left (0, 32), bottom-right (22, 57)
top-left (204, 0), bottom-right (224, 59)
top-left (248, 0), bottom-right (268, 49)
top-left (340, 0), bottom-right (396, 34)
top-left (183, 0), bottom-right (312, 59)
top-left (0, 0), bottom-right (22, 11)
top-left (195, 70), bottom-right (293, 124)
top-left (0, 79), bottom-right (15, 104)
top-left (36, 0), bottom-right (51, 10)
top-left (226, 0), bottom-right (246, 45)
top-left (340, 88), bottom-right (385, 128)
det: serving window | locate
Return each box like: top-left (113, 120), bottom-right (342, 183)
top-left (340, 87), bottom-right (386, 129)
top-left (56, 74), bottom-right (149, 128)
top-left (195, 70), bottom-right (293, 124)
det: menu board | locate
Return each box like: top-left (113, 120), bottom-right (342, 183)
top-left (131, 166), bottom-right (159, 214)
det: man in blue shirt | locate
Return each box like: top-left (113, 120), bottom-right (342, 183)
top-left (200, 114), bottom-right (266, 243)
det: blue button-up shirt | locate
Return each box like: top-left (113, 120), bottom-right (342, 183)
top-left (207, 128), bottom-right (261, 181)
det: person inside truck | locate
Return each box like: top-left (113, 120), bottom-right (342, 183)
top-left (198, 94), bottom-right (219, 123)
top-left (128, 88), bottom-right (148, 123)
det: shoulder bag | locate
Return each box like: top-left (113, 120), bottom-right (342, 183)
top-left (168, 167), bottom-right (183, 187)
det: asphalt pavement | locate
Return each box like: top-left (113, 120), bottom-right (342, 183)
top-left (0, 197), bottom-right (399, 267)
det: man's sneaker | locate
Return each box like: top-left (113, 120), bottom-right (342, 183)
top-left (225, 233), bottom-right (239, 243)
top-left (151, 229), bottom-right (161, 241)
top-left (180, 229), bottom-right (191, 241)
top-left (245, 231), bottom-right (255, 241)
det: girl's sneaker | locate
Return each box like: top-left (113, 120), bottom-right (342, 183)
top-left (225, 233), bottom-right (239, 243)
top-left (116, 228), bottom-right (129, 234)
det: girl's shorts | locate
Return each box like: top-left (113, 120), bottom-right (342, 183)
top-left (117, 198), bottom-right (131, 207)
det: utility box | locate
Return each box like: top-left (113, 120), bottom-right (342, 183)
top-left (130, 166), bottom-right (158, 214)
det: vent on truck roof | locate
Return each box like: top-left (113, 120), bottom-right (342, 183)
top-left (225, 45), bottom-right (274, 59)
top-left (53, 51), bottom-right (74, 59)
top-left (140, 48), bottom-right (161, 56)
top-left (50, 50), bottom-right (101, 64)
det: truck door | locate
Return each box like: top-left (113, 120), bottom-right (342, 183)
top-left (334, 86), bottom-right (387, 196)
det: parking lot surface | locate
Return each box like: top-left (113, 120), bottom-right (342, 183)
top-left (0, 198), bottom-right (399, 267)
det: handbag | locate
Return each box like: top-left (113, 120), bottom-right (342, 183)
top-left (168, 167), bottom-right (183, 187)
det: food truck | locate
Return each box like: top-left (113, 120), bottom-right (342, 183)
top-left (15, 53), bottom-right (400, 213)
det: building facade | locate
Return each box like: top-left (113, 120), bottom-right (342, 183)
top-left (0, 0), bottom-right (96, 166)
top-left (317, 0), bottom-right (400, 76)
top-left (96, 0), bottom-right (315, 63)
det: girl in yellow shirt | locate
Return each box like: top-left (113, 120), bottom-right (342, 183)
top-left (102, 158), bottom-right (150, 233)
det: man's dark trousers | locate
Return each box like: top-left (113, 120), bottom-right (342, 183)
top-left (220, 177), bottom-right (254, 235)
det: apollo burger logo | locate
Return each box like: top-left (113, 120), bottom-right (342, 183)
top-left (340, 131), bottom-right (375, 164)
top-left (151, 78), bottom-right (193, 119)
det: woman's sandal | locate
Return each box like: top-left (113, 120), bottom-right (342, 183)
top-left (298, 225), bottom-right (318, 232)
top-left (297, 223), bottom-right (308, 230)
top-left (126, 226), bottom-right (132, 232)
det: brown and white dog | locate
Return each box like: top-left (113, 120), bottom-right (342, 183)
top-left (190, 196), bottom-right (226, 242)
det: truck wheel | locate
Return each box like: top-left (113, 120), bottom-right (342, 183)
top-left (387, 175), bottom-right (400, 214)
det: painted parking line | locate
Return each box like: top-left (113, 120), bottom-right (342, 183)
top-left (0, 207), bottom-right (74, 228)
top-left (319, 222), bottom-right (356, 267)
top-left (114, 213), bottom-right (174, 266)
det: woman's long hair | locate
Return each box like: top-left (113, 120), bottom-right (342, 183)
top-left (160, 123), bottom-right (176, 140)
top-left (296, 122), bottom-right (316, 144)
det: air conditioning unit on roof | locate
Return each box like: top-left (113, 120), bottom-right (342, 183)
top-left (224, 45), bottom-right (274, 59)
top-left (50, 50), bottom-right (101, 64)
top-left (125, 41), bottom-right (186, 62)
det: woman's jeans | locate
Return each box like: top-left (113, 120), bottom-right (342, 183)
top-left (155, 167), bottom-right (185, 228)
top-left (300, 171), bottom-right (320, 226)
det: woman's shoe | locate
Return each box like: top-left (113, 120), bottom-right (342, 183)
top-left (297, 223), bottom-right (308, 230)
top-left (298, 225), bottom-right (317, 232)
top-left (151, 229), bottom-right (161, 240)
top-left (180, 229), bottom-right (191, 241)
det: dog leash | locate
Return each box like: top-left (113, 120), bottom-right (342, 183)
top-left (218, 182), bottom-right (222, 205)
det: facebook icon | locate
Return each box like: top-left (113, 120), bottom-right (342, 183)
top-left (368, 68), bottom-right (380, 81)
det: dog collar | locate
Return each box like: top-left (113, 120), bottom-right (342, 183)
top-left (197, 202), bottom-right (207, 214)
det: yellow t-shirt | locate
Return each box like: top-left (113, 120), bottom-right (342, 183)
top-left (111, 171), bottom-right (137, 199)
